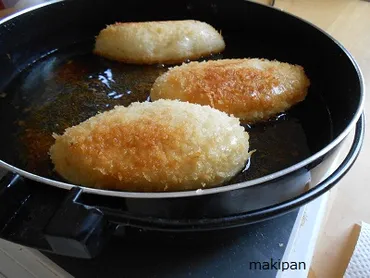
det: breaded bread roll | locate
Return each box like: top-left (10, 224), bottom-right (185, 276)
top-left (150, 58), bottom-right (310, 123)
top-left (49, 100), bottom-right (251, 192)
top-left (93, 20), bottom-right (225, 65)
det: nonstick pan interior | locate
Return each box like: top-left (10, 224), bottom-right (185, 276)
top-left (0, 0), bottom-right (363, 196)
top-left (2, 41), bottom-right (330, 185)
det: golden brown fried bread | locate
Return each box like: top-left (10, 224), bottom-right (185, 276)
top-left (150, 58), bottom-right (310, 123)
top-left (49, 100), bottom-right (251, 192)
top-left (93, 20), bottom-right (225, 65)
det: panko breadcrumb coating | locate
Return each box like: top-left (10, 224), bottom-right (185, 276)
top-left (49, 99), bottom-right (251, 192)
top-left (150, 58), bottom-right (310, 123)
top-left (93, 20), bottom-right (225, 65)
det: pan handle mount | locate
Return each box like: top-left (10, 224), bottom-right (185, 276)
top-left (43, 187), bottom-right (117, 259)
top-left (0, 174), bottom-right (117, 259)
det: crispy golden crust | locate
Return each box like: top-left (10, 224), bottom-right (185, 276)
top-left (93, 20), bottom-right (225, 65)
top-left (150, 58), bottom-right (310, 123)
top-left (49, 100), bottom-right (251, 192)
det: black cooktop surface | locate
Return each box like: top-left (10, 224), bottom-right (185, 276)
top-left (43, 209), bottom-right (299, 278)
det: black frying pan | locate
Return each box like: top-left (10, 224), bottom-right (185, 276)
top-left (0, 0), bottom-right (365, 258)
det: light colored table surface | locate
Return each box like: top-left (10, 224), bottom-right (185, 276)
top-left (269, 1), bottom-right (369, 277)
top-left (1, 1), bottom-right (370, 277)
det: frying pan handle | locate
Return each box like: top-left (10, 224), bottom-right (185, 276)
top-left (43, 187), bottom-right (117, 258)
top-left (0, 174), bottom-right (116, 259)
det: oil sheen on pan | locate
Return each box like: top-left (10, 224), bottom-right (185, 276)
top-left (0, 39), bottom-right (333, 192)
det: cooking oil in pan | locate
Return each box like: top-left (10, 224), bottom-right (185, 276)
top-left (0, 44), bottom-right (333, 190)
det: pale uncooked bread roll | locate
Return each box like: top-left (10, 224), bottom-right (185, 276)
top-left (49, 99), bottom-right (251, 192)
top-left (93, 20), bottom-right (225, 65)
top-left (150, 58), bottom-right (310, 124)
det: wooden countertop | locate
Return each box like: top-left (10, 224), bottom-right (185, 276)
top-left (1, 1), bottom-right (370, 277)
top-left (271, 1), bottom-right (370, 277)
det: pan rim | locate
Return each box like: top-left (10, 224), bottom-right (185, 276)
top-left (0, 0), bottom-right (365, 198)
